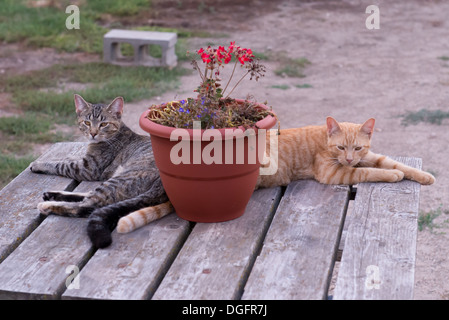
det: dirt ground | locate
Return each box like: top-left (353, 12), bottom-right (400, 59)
top-left (2, 0), bottom-right (449, 299)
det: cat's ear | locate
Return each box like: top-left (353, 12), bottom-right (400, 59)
top-left (326, 117), bottom-right (341, 136)
top-left (360, 118), bottom-right (375, 138)
top-left (74, 94), bottom-right (89, 115)
top-left (107, 96), bottom-right (124, 118)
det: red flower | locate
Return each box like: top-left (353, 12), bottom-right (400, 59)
top-left (197, 42), bottom-right (255, 66)
top-left (198, 47), bottom-right (213, 63)
top-left (202, 54), bottom-right (211, 63)
top-left (235, 48), bottom-right (254, 65)
top-left (245, 48), bottom-right (254, 58)
top-left (216, 45), bottom-right (232, 65)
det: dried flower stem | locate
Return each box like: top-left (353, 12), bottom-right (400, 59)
top-left (222, 60), bottom-right (238, 95)
top-left (224, 70), bottom-right (250, 99)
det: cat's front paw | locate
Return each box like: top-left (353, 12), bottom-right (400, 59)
top-left (414, 172), bottom-right (436, 185)
top-left (30, 161), bottom-right (46, 174)
top-left (386, 169), bottom-right (405, 182)
top-left (43, 191), bottom-right (69, 201)
top-left (43, 191), bottom-right (58, 201)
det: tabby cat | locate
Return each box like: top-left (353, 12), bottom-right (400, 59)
top-left (31, 94), bottom-right (170, 248)
top-left (117, 116), bottom-right (435, 234)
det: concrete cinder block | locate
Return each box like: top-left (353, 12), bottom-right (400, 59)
top-left (103, 29), bottom-right (177, 67)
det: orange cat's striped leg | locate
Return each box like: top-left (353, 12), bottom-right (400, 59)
top-left (362, 152), bottom-right (435, 185)
top-left (116, 201), bottom-right (174, 233)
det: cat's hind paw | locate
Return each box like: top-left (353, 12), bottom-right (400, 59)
top-left (37, 201), bottom-right (56, 215)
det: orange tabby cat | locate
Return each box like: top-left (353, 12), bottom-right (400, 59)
top-left (117, 116), bottom-right (435, 233)
top-left (256, 117), bottom-right (435, 187)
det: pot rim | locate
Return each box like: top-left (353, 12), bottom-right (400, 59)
top-left (139, 98), bottom-right (277, 140)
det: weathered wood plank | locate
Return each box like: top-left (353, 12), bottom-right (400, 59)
top-left (242, 180), bottom-right (350, 300)
top-left (0, 142), bottom-right (87, 263)
top-left (0, 215), bottom-right (93, 299)
top-left (152, 187), bottom-right (283, 300)
top-left (333, 157), bottom-right (421, 300)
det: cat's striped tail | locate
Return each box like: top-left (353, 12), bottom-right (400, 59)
top-left (117, 202), bottom-right (173, 233)
top-left (87, 179), bottom-right (168, 248)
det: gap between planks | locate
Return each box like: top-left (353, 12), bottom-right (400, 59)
top-left (241, 180), bottom-right (351, 300)
top-left (333, 157), bottom-right (422, 300)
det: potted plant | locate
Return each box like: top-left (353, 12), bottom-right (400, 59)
top-left (139, 42), bottom-right (277, 222)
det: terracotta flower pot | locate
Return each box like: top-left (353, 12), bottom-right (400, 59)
top-left (139, 99), bottom-right (277, 223)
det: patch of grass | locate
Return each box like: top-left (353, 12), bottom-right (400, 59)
top-left (419, 210), bottom-right (440, 232)
top-left (275, 57), bottom-right (311, 78)
top-left (271, 85), bottom-right (290, 90)
top-left (85, 0), bottom-right (151, 17)
top-left (134, 25), bottom-right (218, 39)
top-left (0, 1), bottom-right (63, 42)
top-left (4, 62), bottom-right (188, 121)
top-left (295, 83), bottom-right (313, 88)
top-left (0, 114), bottom-right (52, 137)
top-left (418, 206), bottom-right (449, 232)
top-left (0, 1), bottom-right (221, 55)
top-left (27, 20), bottom-right (107, 53)
top-left (0, 0), bottom-right (107, 53)
top-left (0, 114), bottom-right (68, 157)
top-left (0, 154), bottom-right (35, 190)
top-left (400, 108), bottom-right (449, 126)
top-left (438, 56), bottom-right (449, 61)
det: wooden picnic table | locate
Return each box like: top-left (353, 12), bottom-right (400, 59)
top-left (0, 142), bottom-right (422, 300)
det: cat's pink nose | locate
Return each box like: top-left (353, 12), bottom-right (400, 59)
top-left (346, 159), bottom-right (353, 164)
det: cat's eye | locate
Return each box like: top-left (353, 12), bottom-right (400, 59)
top-left (99, 122), bottom-right (108, 128)
top-left (355, 146), bottom-right (362, 151)
top-left (337, 145), bottom-right (345, 151)
top-left (84, 121), bottom-right (91, 126)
